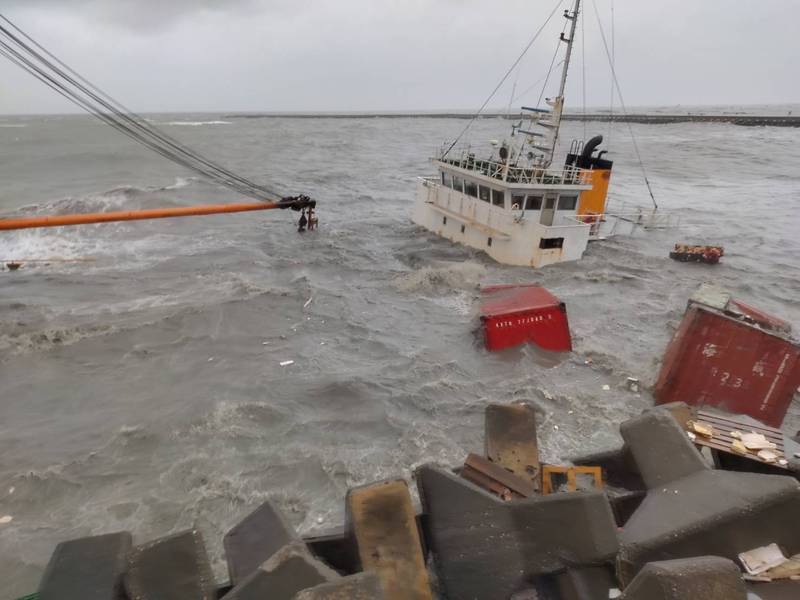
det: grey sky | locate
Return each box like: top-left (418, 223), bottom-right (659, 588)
top-left (0, 0), bottom-right (796, 114)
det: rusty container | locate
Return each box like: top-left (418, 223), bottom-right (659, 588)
top-left (654, 284), bottom-right (800, 427)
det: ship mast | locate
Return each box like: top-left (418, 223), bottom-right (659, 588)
top-left (521, 0), bottom-right (581, 168)
top-left (542, 0), bottom-right (581, 166)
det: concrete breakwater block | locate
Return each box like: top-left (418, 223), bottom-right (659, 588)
top-left (620, 557), bottom-right (746, 600)
top-left (415, 464), bottom-right (619, 600)
top-left (303, 526), bottom-right (358, 575)
top-left (346, 479), bottom-right (433, 600)
top-left (223, 499), bottom-right (298, 585)
top-left (38, 532), bottom-right (132, 600)
top-left (223, 541), bottom-right (339, 599)
top-left (555, 566), bottom-right (617, 600)
top-left (618, 411), bottom-right (800, 585)
top-left (293, 571), bottom-right (386, 599)
top-left (485, 402), bottom-right (540, 486)
top-left (124, 529), bottom-right (215, 600)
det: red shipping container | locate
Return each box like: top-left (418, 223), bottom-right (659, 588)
top-left (654, 285), bottom-right (800, 427)
top-left (480, 284), bottom-right (572, 352)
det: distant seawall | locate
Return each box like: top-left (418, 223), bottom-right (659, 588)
top-left (226, 113), bottom-right (800, 127)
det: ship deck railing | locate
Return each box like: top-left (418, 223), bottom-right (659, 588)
top-left (436, 148), bottom-right (588, 186)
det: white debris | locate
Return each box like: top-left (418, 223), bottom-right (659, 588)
top-left (602, 384), bottom-right (611, 391)
top-left (687, 431), bottom-right (697, 441)
top-left (739, 543), bottom-right (788, 575)
top-left (316, 516), bottom-right (324, 525)
top-left (625, 377), bottom-right (640, 393)
top-left (8, 487), bottom-right (14, 495)
top-left (757, 449), bottom-right (779, 463)
top-left (303, 297), bottom-right (313, 309)
top-left (0, 515), bottom-right (12, 524)
top-left (553, 425), bottom-right (559, 431)
top-left (279, 360), bottom-right (294, 367)
top-left (262, 341), bottom-right (270, 346)
top-left (741, 432), bottom-right (777, 451)
top-left (609, 589), bottom-right (622, 599)
top-left (207, 357), bottom-right (214, 362)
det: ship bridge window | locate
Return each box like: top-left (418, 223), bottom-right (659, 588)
top-left (558, 195), bottom-right (578, 211)
top-left (491, 189), bottom-right (505, 207)
top-left (442, 172), bottom-right (452, 188)
top-left (539, 237), bottom-right (564, 250)
top-left (464, 180), bottom-right (478, 198)
top-left (452, 175), bottom-right (464, 193)
top-left (525, 195), bottom-right (543, 210)
top-left (479, 185), bottom-right (491, 203)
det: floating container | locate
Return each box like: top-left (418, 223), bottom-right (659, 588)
top-left (480, 284), bottom-right (572, 352)
top-left (654, 284), bottom-right (800, 427)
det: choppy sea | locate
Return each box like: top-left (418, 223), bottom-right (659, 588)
top-left (0, 107), bottom-right (799, 597)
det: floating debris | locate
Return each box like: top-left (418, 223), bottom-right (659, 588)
top-left (0, 515), bottom-right (12, 524)
top-left (479, 284), bottom-right (572, 352)
top-left (279, 360), bottom-right (294, 367)
top-left (669, 243), bottom-right (724, 264)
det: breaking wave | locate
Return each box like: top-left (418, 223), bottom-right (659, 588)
top-left (393, 261), bottom-right (486, 294)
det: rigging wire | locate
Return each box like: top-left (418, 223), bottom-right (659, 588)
top-left (534, 16), bottom-right (569, 109)
top-left (441, 0), bottom-right (565, 159)
top-left (589, 0), bottom-right (658, 209)
top-left (0, 13), bottom-right (283, 202)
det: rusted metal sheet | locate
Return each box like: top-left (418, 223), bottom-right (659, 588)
top-left (485, 403), bottom-right (540, 489)
top-left (460, 453), bottom-right (535, 500)
top-left (655, 303), bottom-right (800, 428)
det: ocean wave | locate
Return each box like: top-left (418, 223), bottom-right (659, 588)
top-left (392, 261), bottom-right (486, 294)
top-left (162, 120), bottom-right (232, 126)
top-left (160, 176), bottom-right (195, 190)
top-left (0, 323), bottom-right (117, 357)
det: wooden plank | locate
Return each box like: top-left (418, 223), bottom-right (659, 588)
top-left (346, 480), bottom-right (433, 600)
top-left (463, 454), bottom-right (535, 498)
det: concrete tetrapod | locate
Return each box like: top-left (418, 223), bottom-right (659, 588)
top-left (38, 532), bottom-right (132, 600)
top-left (620, 557), bottom-right (746, 600)
top-left (293, 571), bottom-right (386, 599)
top-left (346, 479), bottom-right (432, 600)
top-left (223, 541), bottom-right (340, 600)
top-left (617, 410), bottom-right (800, 586)
top-left (415, 464), bottom-right (619, 600)
top-left (124, 529), bottom-right (216, 600)
top-left (223, 499), bottom-right (298, 585)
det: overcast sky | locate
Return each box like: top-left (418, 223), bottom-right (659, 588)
top-left (0, 0), bottom-right (796, 115)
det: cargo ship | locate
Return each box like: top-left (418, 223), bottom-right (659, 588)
top-left (413, 0), bottom-right (626, 268)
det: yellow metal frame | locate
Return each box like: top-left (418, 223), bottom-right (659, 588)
top-left (541, 465), bottom-right (603, 494)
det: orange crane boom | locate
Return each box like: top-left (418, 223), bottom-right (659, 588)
top-left (0, 197), bottom-right (314, 231)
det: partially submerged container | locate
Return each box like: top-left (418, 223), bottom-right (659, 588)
top-left (654, 284), bottom-right (800, 427)
top-left (480, 284), bottom-right (572, 352)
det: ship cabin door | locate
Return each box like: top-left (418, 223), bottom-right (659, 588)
top-left (540, 194), bottom-right (557, 226)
